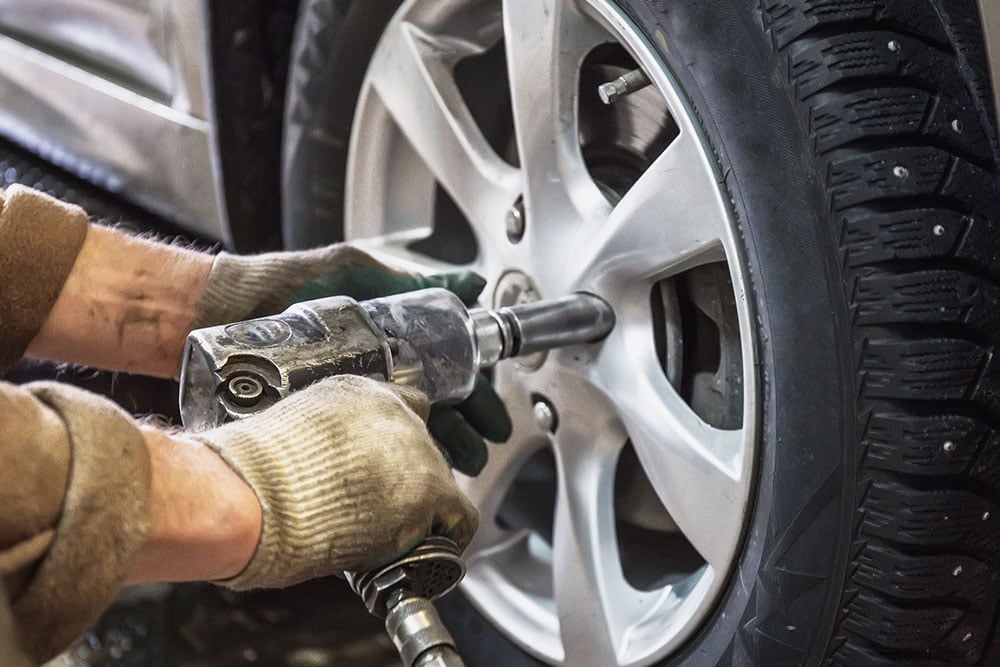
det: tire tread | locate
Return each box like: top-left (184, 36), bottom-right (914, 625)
top-left (762, 0), bottom-right (1000, 662)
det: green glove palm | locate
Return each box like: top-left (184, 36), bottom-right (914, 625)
top-left (291, 266), bottom-right (512, 477)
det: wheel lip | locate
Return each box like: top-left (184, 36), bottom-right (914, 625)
top-left (342, 0), bottom-right (761, 664)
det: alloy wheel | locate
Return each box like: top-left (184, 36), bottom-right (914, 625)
top-left (344, 1), bottom-right (760, 663)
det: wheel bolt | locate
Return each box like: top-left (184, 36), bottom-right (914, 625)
top-left (598, 68), bottom-right (651, 104)
top-left (506, 198), bottom-right (526, 243)
top-left (533, 398), bottom-right (558, 433)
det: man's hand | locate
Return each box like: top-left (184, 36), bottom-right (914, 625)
top-left (192, 244), bottom-right (414, 328)
top-left (183, 375), bottom-right (477, 588)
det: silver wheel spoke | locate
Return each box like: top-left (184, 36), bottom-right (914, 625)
top-left (551, 422), bottom-right (630, 664)
top-left (367, 20), bottom-right (520, 240)
top-left (460, 371), bottom-right (550, 556)
top-left (577, 129), bottom-right (729, 288)
top-left (502, 0), bottom-right (611, 239)
top-left (594, 320), bottom-right (747, 571)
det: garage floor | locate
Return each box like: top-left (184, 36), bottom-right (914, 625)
top-left (0, 142), bottom-right (400, 666)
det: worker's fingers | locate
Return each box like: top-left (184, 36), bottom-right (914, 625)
top-left (454, 374), bottom-right (513, 443)
top-left (420, 271), bottom-right (487, 307)
top-left (290, 265), bottom-right (487, 306)
top-left (291, 265), bottom-right (416, 303)
top-left (428, 406), bottom-right (488, 476)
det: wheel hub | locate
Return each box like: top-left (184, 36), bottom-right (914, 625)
top-left (493, 270), bottom-right (542, 311)
top-left (493, 270), bottom-right (548, 370)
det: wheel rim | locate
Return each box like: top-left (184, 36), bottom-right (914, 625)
top-left (343, 1), bottom-right (759, 664)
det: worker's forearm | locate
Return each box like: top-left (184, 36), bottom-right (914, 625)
top-left (127, 426), bottom-right (262, 584)
top-left (25, 225), bottom-right (213, 378)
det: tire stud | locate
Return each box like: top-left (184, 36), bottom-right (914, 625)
top-left (984, 511), bottom-right (992, 522)
top-left (942, 440), bottom-right (955, 453)
top-left (598, 68), bottom-right (652, 104)
top-left (933, 224), bottom-right (946, 237)
top-left (962, 632), bottom-right (973, 643)
top-left (887, 39), bottom-right (901, 53)
top-left (951, 119), bottom-right (963, 133)
top-left (893, 165), bottom-right (909, 179)
top-left (953, 565), bottom-right (963, 577)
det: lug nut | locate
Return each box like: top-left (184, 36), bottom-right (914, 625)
top-left (533, 398), bottom-right (558, 433)
top-left (506, 198), bottom-right (526, 243)
top-left (598, 68), bottom-right (651, 105)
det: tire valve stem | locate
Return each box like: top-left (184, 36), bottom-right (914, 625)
top-left (598, 68), bottom-right (652, 104)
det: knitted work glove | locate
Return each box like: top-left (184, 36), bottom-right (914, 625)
top-left (193, 375), bottom-right (478, 590)
top-left (191, 244), bottom-right (486, 329)
top-left (293, 264), bottom-right (513, 478)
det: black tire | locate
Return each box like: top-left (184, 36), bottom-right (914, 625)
top-left (282, 0), bottom-right (402, 249)
top-left (283, 0), bottom-right (1000, 663)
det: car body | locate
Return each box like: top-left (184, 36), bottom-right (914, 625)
top-left (0, 1), bottom-right (223, 239)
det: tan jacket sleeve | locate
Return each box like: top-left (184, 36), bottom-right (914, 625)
top-left (0, 184), bottom-right (89, 372)
top-left (0, 186), bottom-right (149, 664)
top-left (0, 580), bottom-right (30, 667)
top-left (0, 381), bottom-right (150, 664)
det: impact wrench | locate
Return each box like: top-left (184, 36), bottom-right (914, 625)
top-left (178, 288), bottom-right (616, 667)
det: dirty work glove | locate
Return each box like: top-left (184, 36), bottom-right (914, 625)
top-left (293, 266), bottom-right (513, 477)
top-left (193, 375), bottom-right (478, 590)
top-left (191, 244), bottom-right (451, 329)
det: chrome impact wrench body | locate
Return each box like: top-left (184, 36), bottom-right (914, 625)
top-left (178, 287), bottom-right (615, 667)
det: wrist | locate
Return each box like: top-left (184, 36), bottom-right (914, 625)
top-left (127, 426), bottom-right (262, 584)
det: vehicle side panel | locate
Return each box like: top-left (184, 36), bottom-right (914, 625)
top-left (0, 0), bottom-right (228, 241)
top-left (0, 0), bottom-right (172, 101)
